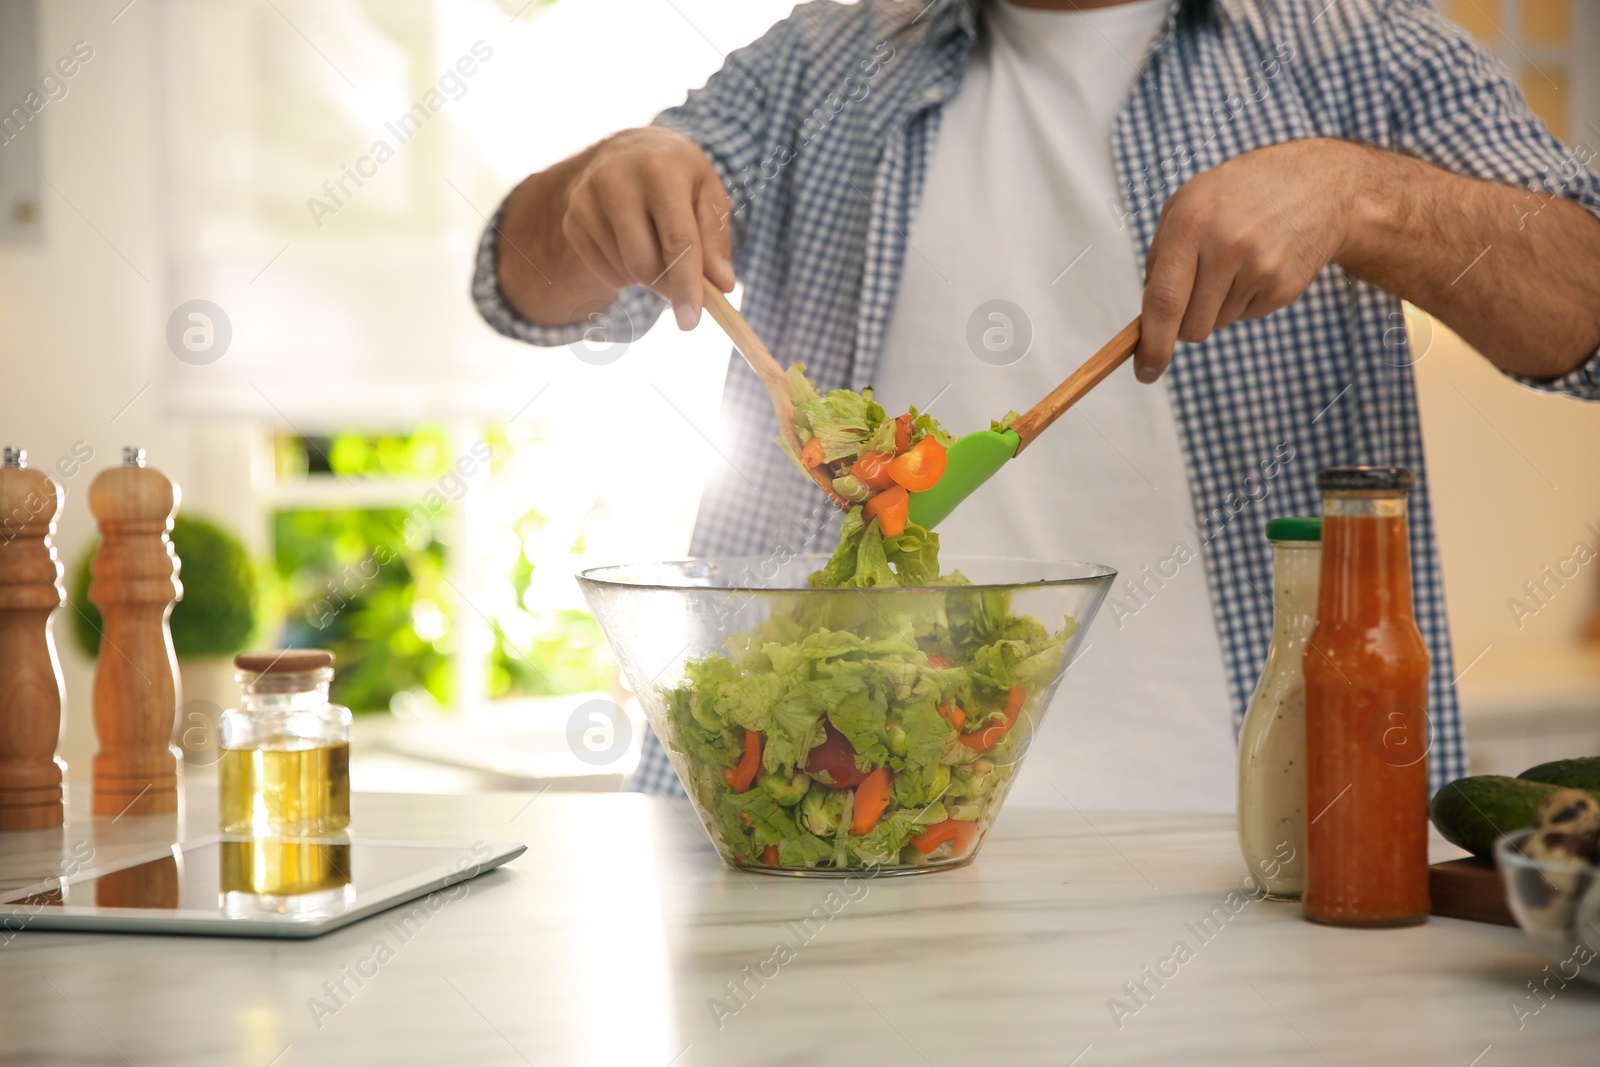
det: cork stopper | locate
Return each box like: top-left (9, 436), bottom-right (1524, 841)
top-left (234, 649), bottom-right (335, 674)
top-left (235, 649), bottom-right (335, 695)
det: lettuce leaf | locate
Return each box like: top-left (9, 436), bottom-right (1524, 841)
top-left (793, 388), bottom-right (888, 464)
top-left (763, 691), bottom-right (827, 774)
top-left (808, 511), bottom-right (943, 591)
top-left (785, 363), bottom-right (821, 406)
top-left (816, 676), bottom-right (891, 771)
top-left (712, 673), bottom-right (783, 733)
top-left (846, 805), bottom-right (947, 867)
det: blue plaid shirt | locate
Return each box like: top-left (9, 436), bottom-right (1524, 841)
top-left (475, 0), bottom-right (1600, 798)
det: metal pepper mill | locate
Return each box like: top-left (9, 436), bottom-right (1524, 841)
top-left (88, 447), bottom-right (184, 817)
top-left (0, 447), bottom-right (68, 830)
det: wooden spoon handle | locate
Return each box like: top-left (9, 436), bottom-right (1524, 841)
top-left (700, 280), bottom-right (791, 398)
top-left (700, 278), bottom-right (850, 511)
top-left (1008, 317), bottom-right (1142, 456)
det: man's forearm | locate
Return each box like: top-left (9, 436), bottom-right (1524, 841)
top-left (496, 144), bottom-right (619, 328)
top-left (1337, 141), bottom-right (1600, 379)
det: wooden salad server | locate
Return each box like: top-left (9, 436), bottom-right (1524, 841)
top-left (699, 278), bottom-right (850, 510)
top-left (907, 317), bottom-right (1143, 529)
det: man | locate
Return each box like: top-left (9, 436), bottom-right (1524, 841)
top-left (474, 0), bottom-right (1600, 807)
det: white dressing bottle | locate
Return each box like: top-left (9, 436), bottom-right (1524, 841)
top-left (1237, 517), bottom-right (1321, 900)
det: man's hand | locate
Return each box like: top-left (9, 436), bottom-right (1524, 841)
top-left (497, 127), bottom-right (735, 331)
top-left (1135, 137), bottom-right (1600, 382)
top-left (1136, 139), bottom-right (1353, 381)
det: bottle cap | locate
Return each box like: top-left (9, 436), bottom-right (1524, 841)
top-left (235, 649), bottom-right (334, 673)
top-left (1265, 517), bottom-right (1322, 542)
top-left (1316, 466), bottom-right (1414, 492)
top-left (235, 649), bottom-right (335, 696)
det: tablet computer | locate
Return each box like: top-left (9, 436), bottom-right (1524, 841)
top-left (0, 835), bottom-right (525, 939)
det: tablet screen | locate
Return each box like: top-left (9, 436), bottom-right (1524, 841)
top-left (0, 836), bottom-right (523, 938)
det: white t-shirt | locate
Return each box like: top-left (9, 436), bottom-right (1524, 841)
top-left (873, 0), bottom-right (1237, 812)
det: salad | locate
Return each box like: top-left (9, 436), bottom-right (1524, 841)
top-left (660, 368), bottom-right (1076, 871)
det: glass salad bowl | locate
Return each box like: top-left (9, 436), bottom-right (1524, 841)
top-left (578, 555), bottom-right (1114, 876)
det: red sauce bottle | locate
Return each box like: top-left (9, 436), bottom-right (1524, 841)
top-left (1302, 467), bottom-right (1431, 926)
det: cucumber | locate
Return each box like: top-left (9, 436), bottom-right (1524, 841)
top-left (1518, 756), bottom-right (1600, 792)
top-left (1430, 775), bottom-right (1565, 857)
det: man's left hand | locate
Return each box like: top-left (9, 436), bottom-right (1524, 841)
top-left (1135, 139), bottom-right (1357, 381)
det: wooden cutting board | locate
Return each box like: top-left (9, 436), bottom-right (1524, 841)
top-left (1429, 857), bottom-right (1516, 926)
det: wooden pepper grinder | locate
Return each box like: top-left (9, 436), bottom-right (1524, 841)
top-left (0, 447), bottom-right (68, 830)
top-left (89, 447), bottom-right (183, 817)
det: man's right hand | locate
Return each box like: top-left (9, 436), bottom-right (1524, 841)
top-left (497, 127), bottom-right (735, 332)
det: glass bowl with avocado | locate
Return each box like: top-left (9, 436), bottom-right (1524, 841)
top-left (579, 367), bottom-right (1114, 875)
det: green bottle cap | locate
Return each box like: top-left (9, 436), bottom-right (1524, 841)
top-left (1265, 517), bottom-right (1322, 542)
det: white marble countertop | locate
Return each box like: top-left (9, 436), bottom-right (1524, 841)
top-left (3, 786), bottom-right (1597, 1066)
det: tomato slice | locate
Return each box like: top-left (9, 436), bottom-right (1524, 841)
top-left (804, 723), bottom-right (871, 788)
top-left (887, 437), bottom-right (947, 493)
top-left (850, 451), bottom-right (897, 490)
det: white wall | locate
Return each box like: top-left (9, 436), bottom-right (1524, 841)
top-left (1414, 316), bottom-right (1600, 662)
top-left (1, 2), bottom-right (181, 781)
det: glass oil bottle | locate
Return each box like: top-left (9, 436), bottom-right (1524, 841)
top-left (219, 650), bottom-right (351, 836)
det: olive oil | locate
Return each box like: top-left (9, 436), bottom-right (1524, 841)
top-left (218, 742), bottom-right (351, 836)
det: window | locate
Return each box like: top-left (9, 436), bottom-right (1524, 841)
top-left (145, 0), bottom-right (797, 783)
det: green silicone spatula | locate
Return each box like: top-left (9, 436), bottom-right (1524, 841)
top-left (908, 316), bottom-right (1143, 529)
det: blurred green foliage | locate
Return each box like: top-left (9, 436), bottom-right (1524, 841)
top-left (70, 514), bottom-right (259, 660)
top-left (489, 609), bottom-right (613, 697)
top-left (490, 502), bottom-right (615, 698)
top-left (266, 425), bottom-right (616, 713)
top-left (275, 427), bottom-right (452, 480)
top-left (271, 507), bottom-right (450, 714)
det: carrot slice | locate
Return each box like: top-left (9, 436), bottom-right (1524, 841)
top-left (723, 729), bottom-right (763, 793)
top-left (887, 437), bottom-right (947, 493)
top-left (937, 700), bottom-right (966, 731)
top-left (863, 485), bottom-right (909, 538)
top-left (958, 684), bottom-right (1027, 753)
top-left (910, 818), bottom-right (980, 856)
top-left (893, 414), bottom-right (913, 453)
top-left (1004, 683), bottom-right (1026, 718)
top-left (850, 451), bottom-right (896, 490)
top-left (760, 844), bottom-right (779, 867)
top-left (850, 768), bottom-right (893, 836)
top-left (800, 438), bottom-right (826, 468)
